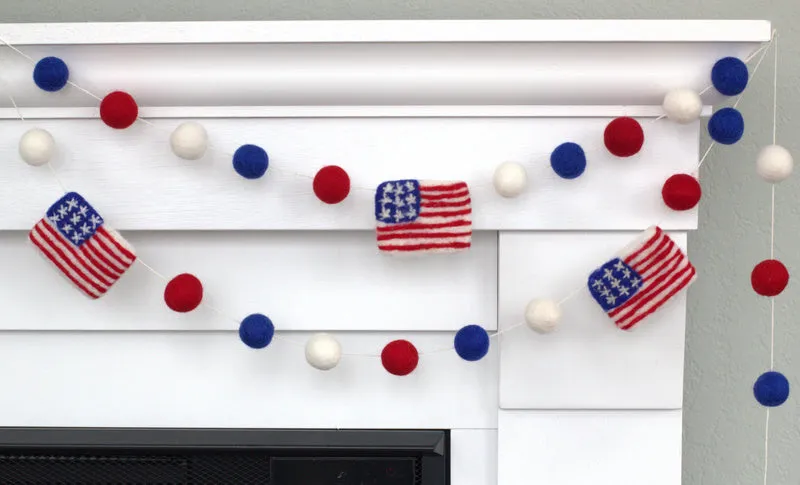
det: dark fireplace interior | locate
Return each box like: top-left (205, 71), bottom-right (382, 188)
top-left (0, 428), bottom-right (449, 484)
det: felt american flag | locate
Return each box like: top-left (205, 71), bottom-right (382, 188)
top-left (587, 226), bottom-right (695, 330)
top-left (28, 192), bottom-right (136, 299)
top-left (375, 180), bottom-right (472, 253)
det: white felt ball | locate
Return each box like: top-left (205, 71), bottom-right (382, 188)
top-left (757, 145), bottom-right (793, 183)
top-left (19, 128), bottom-right (55, 166)
top-left (493, 162), bottom-right (528, 198)
top-left (170, 121), bottom-right (208, 160)
top-left (662, 88), bottom-right (703, 124)
top-left (524, 299), bottom-right (562, 334)
top-left (305, 333), bottom-right (342, 371)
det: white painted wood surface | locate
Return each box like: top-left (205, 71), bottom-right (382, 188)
top-left (498, 232), bottom-right (687, 409)
top-left (1, 231), bottom-right (497, 331)
top-left (497, 410), bottom-right (683, 485)
top-left (0, 118), bottom-right (699, 231)
top-left (450, 430), bottom-right (498, 485)
top-left (0, 332), bottom-right (498, 429)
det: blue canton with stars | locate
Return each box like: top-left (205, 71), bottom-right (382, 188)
top-left (587, 258), bottom-right (643, 311)
top-left (375, 180), bottom-right (422, 224)
top-left (45, 192), bottom-right (104, 247)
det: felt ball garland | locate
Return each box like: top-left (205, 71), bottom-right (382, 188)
top-left (751, 259), bottom-right (789, 297)
top-left (233, 144), bottom-right (269, 179)
top-left (753, 371), bottom-right (790, 407)
top-left (712, 56), bottom-right (749, 96)
top-left (708, 107), bottom-right (744, 145)
top-left (33, 56), bottom-right (69, 92)
top-left (381, 339), bottom-right (419, 376)
top-left (604, 117), bottom-right (644, 157)
top-left (757, 145), bottom-right (793, 183)
top-left (454, 325), bottom-right (490, 362)
top-left (100, 91), bottom-right (139, 129)
top-left (313, 165), bottom-right (351, 204)
top-left (662, 88), bottom-right (703, 124)
top-left (19, 128), bottom-right (55, 167)
top-left (493, 162), bottom-right (528, 197)
top-left (170, 122), bottom-right (208, 160)
top-left (305, 333), bottom-right (342, 370)
top-left (550, 142), bottom-right (587, 179)
top-left (525, 299), bottom-right (562, 334)
top-left (662, 174), bottom-right (702, 211)
top-left (239, 313), bottom-right (275, 349)
top-left (164, 273), bottom-right (204, 313)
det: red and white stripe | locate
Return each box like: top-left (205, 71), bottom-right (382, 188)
top-left (29, 219), bottom-right (136, 299)
top-left (377, 181), bottom-right (472, 253)
top-left (610, 226), bottom-right (696, 330)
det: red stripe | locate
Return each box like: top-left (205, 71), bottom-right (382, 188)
top-left (29, 229), bottom-right (99, 298)
top-left (97, 227), bottom-right (136, 261)
top-left (616, 263), bottom-right (693, 324)
top-left (82, 248), bottom-right (122, 279)
top-left (419, 208), bottom-right (472, 218)
top-left (420, 198), bottom-right (471, 209)
top-left (421, 190), bottom-right (469, 200)
top-left (85, 238), bottom-right (127, 273)
top-left (39, 222), bottom-right (114, 285)
top-left (623, 228), bottom-right (664, 264)
top-left (91, 231), bottom-right (133, 270)
top-left (34, 225), bottom-right (108, 294)
top-left (420, 183), bottom-right (468, 192)
top-left (377, 231), bottom-right (472, 241)
top-left (619, 267), bottom-right (696, 330)
top-left (379, 242), bottom-right (472, 252)
top-left (609, 253), bottom-right (686, 318)
top-left (633, 238), bottom-right (673, 275)
top-left (377, 220), bottom-right (472, 232)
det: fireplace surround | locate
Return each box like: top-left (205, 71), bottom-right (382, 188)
top-left (0, 428), bottom-right (449, 484)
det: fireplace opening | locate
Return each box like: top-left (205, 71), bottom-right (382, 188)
top-left (0, 428), bottom-right (449, 484)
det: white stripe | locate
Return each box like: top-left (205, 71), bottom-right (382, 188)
top-left (377, 227), bottom-right (473, 237)
top-left (613, 258), bottom-right (690, 322)
top-left (30, 226), bottom-right (103, 297)
top-left (94, 229), bottom-right (135, 266)
top-left (616, 266), bottom-right (696, 328)
top-left (420, 194), bottom-right (471, 204)
top-left (417, 213), bottom-right (471, 223)
top-left (378, 235), bottom-right (472, 247)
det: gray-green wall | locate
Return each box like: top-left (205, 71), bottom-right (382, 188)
top-left (1, 1), bottom-right (796, 484)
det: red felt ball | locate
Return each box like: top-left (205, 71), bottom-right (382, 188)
top-left (381, 339), bottom-right (419, 376)
top-left (164, 273), bottom-right (204, 312)
top-left (100, 91), bottom-right (138, 129)
top-left (604, 117), bottom-right (645, 157)
top-left (751, 260), bottom-right (789, 297)
top-left (313, 165), bottom-right (351, 204)
top-left (662, 174), bottom-right (702, 211)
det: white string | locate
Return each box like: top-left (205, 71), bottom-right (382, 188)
top-left (763, 409), bottom-right (771, 485)
top-left (0, 33), bottom-right (776, 359)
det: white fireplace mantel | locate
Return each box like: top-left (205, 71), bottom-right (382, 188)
top-left (0, 20), bottom-right (771, 485)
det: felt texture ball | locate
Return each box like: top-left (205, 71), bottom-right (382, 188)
top-left (239, 313), bottom-right (275, 349)
top-left (712, 57), bottom-right (749, 96)
top-left (604, 117), bottom-right (644, 157)
top-left (493, 162), bottom-right (528, 197)
top-left (99, 91), bottom-right (138, 129)
top-left (551, 142), bottom-right (587, 179)
top-left (381, 339), bottom-right (419, 376)
top-left (233, 144), bottom-right (269, 179)
top-left (454, 325), bottom-right (490, 362)
top-left (525, 299), bottom-right (562, 334)
top-left (708, 107), bottom-right (744, 145)
top-left (662, 174), bottom-right (702, 211)
top-left (19, 128), bottom-right (55, 166)
top-left (751, 259), bottom-right (789, 297)
top-left (662, 88), bottom-right (703, 124)
top-left (170, 122), bottom-right (208, 160)
top-left (757, 145), bottom-right (793, 183)
top-left (754, 371), bottom-right (789, 407)
top-left (164, 273), bottom-right (203, 313)
top-left (33, 56), bottom-right (69, 92)
top-left (313, 165), bottom-right (351, 204)
top-left (305, 333), bottom-right (342, 370)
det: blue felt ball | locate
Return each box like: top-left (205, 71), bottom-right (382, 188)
top-left (233, 144), bottom-right (269, 179)
top-left (550, 142), bottom-right (586, 179)
top-left (454, 325), bottom-right (490, 362)
top-left (239, 313), bottom-right (275, 349)
top-left (754, 371), bottom-right (790, 407)
top-left (708, 107), bottom-right (744, 145)
top-left (33, 56), bottom-right (70, 92)
top-left (712, 57), bottom-right (749, 96)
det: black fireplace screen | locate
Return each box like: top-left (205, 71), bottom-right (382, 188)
top-left (0, 428), bottom-right (449, 485)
